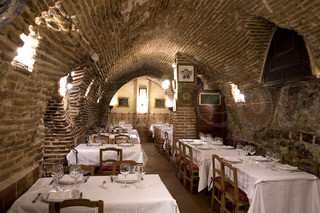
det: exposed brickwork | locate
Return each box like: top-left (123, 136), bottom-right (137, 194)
top-left (1, 0), bottom-right (320, 196)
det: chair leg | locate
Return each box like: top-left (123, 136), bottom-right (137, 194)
top-left (190, 175), bottom-right (193, 193)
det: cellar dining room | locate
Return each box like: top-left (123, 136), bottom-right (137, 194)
top-left (1, 0), bottom-right (320, 213)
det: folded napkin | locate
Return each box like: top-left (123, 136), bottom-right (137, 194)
top-left (118, 174), bottom-right (138, 181)
top-left (276, 164), bottom-right (298, 171)
top-left (60, 174), bottom-right (84, 184)
top-left (47, 191), bottom-right (72, 201)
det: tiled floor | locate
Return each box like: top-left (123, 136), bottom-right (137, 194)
top-left (141, 141), bottom-right (214, 213)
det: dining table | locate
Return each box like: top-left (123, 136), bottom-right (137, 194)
top-left (180, 139), bottom-right (241, 192)
top-left (66, 144), bottom-right (148, 166)
top-left (7, 175), bottom-right (180, 213)
top-left (208, 154), bottom-right (320, 213)
top-left (93, 129), bottom-right (141, 144)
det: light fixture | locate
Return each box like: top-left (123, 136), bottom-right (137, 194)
top-left (66, 73), bottom-right (73, 90)
top-left (168, 107), bottom-right (173, 112)
top-left (162, 79), bottom-right (175, 96)
top-left (108, 105), bottom-right (113, 111)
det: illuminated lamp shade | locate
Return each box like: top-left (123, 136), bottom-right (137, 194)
top-left (162, 80), bottom-right (170, 90)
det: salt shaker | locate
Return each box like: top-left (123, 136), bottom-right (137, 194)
top-left (102, 181), bottom-right (107, 189)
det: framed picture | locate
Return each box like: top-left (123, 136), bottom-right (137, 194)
top-left (199, 92), bottom-right (221, 105)
top-left (155, 98), bottom-right (166, 108)
top-left (118, 97), bottom-right (129, 107)
top-left (178, 65), bottom-right (195, 82)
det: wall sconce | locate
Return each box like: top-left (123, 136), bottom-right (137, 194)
top-left (162, 79), bottom-right (175, 95)
top-left (168, 107), bottom-right (173, 112)
top-left (67, 73), bottom-right (73, 90)
top-left (108, 105), bottom-right (113, 111)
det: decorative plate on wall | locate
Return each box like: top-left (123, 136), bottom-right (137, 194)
top-left (0, 0), bottom-right (26, 28)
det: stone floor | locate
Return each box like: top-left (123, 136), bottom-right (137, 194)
top-left (141, 140), bottom-right (214, 213)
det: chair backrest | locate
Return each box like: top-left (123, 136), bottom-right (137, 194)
top-left (49, 199), bottom-right (103, 213)
top-left (64, 165), bottom-right (94, 176)
top-left (99, 135), bottom-right (111, 144)
top-left (100, 148), bottom-right (123, 175)
top-left (115, 134), bottom-right (130, 144)
top-left (182, 143), bottom-right (196, 170)
top-left (212, 154), bottom-right (224, 181)
top-left (280, 153), bottom-right (299, 166)
top-left (222, 162), bottom-right (239, 199)
top-left (112, 160), bottom-right (143, 175)
top-left (174, 140), bottom-right (181, 157)
top-left (298, 159), bottom-right (319, 177)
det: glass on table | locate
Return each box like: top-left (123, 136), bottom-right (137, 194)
top-left (134, 164), bottom-right (145, 190)
top-left (249, 146), bottom-right (256, 156)
top-left (120, 163), bottom-right (131, 188)
top-left (51, 162), bottom-right (64, 191)
top-left (70, 164), bottom-right (81, 188)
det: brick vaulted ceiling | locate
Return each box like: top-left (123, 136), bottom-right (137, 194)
top-left (2, 0), bottom-right (320, 126)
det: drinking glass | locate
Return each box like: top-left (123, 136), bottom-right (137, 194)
top-left (52, 162), bottom-right (64, 191)
top-left (120, 163), bottom-right (131, 188)
top-left (134, 165), bottom-right (143, 190)
top-left (70, 164), bottom-right (81, 188)
top-left (199, 132), bottom-right (205, 141)
top-left (139, 164), bottom-right (146, 189)
top-left (236, 144), bottom-right (243, 156)
top-left (249, 146), bottom-right (256, 156)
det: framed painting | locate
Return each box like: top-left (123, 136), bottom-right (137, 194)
top-left (118, 97), bottom-right (129, 107)
top-left (199, 92), bottom-right (221, 105)
top-left (155, 98), bottom-right (166, 108)
top-left (178, 65), bottom-right (195, 82)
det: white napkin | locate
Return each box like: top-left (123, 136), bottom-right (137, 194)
top-left (47, 191), bottom-right (72, 201)
top-left (276, 164), bottom-right (298, 171)
top-left (60, 174), bottom-right (84, 184)
top-left (118, 174), bottom-right (138, 181)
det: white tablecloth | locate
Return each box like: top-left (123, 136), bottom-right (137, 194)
top-left (181, 140), bottom-right (240, 192)
top-left (66, 144), bottom-right (148, 166)
top-left (8, 175), bottom-right (180, 213)
top-left (208, 156), bottom-right (320, 213)
top-left (93, 129), bottom-right (141, 144)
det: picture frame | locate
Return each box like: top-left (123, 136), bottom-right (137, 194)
top-left (178, 65), bottom-right (195, 82)
top-left (199, 92), bottom-right (221, 105)
top-left (118, 97), bottom-right (129, 107)
top-left (155, 98), bottom-right (166, 108)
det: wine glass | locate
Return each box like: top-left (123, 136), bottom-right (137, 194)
top-left (249, 146), bottom-right (256, 156)
top-left (236, 144), bottom-right (243, 156)
top-left (139, 164), bottom-right (146, 189)
top-left (134, 165), bottom-right (143, 190)
top-left (120, 163), bottom-right (131, 188)
top-left (51, 162), bottom-right (63, 191)
top-left (70, 164), bottom-right (81, 188)
top-left (199, 132), bottom-right (205, 141)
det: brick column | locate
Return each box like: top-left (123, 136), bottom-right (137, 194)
top-left (173, 54), bottom-right (197, 144)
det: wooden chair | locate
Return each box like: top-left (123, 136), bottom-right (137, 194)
top-left (222, 162), bottom-right (249, 213)
top-left (182, 143), bottom-right (199, 193)
top-left (174, 140), bottom-right (184, 181)
top-left (164, 131), bottom-right (171, 161)
top-left (98, 148), bottom-right (123, 175)
top-left (112, 160), bottom-right (143, 175)
top-left (280, 153), bottom-right (299, 166)
top-left (49, 199), bottom-right (104, 213)
top-left (298, 159), bottom-right (319, 176)
top-left (211, 154), bottom-right (225, 212)
top-left (64, 165), bottom-right (94, 176)
top-left (99, 135), bottom-right (112, 144)
top-left (115, 134), bottom-right (130, 144)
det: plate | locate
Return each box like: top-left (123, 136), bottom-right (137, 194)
top-left (223, 157), bottom-right (242, 163)
top-left (220, 146), bottom-right (234, 149)
top-left (275, 164), bottom-right (298, 171)
top-left (59, 174), bottom-right (85, 185)
top-left (114, 174), bottom-right (139, 184)
top-left (42, 189), bottom-right (80, 202)
top-left (250, 156), bottom-right (269, 162)
top-left (118, 143), bottom-right (134, 147)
